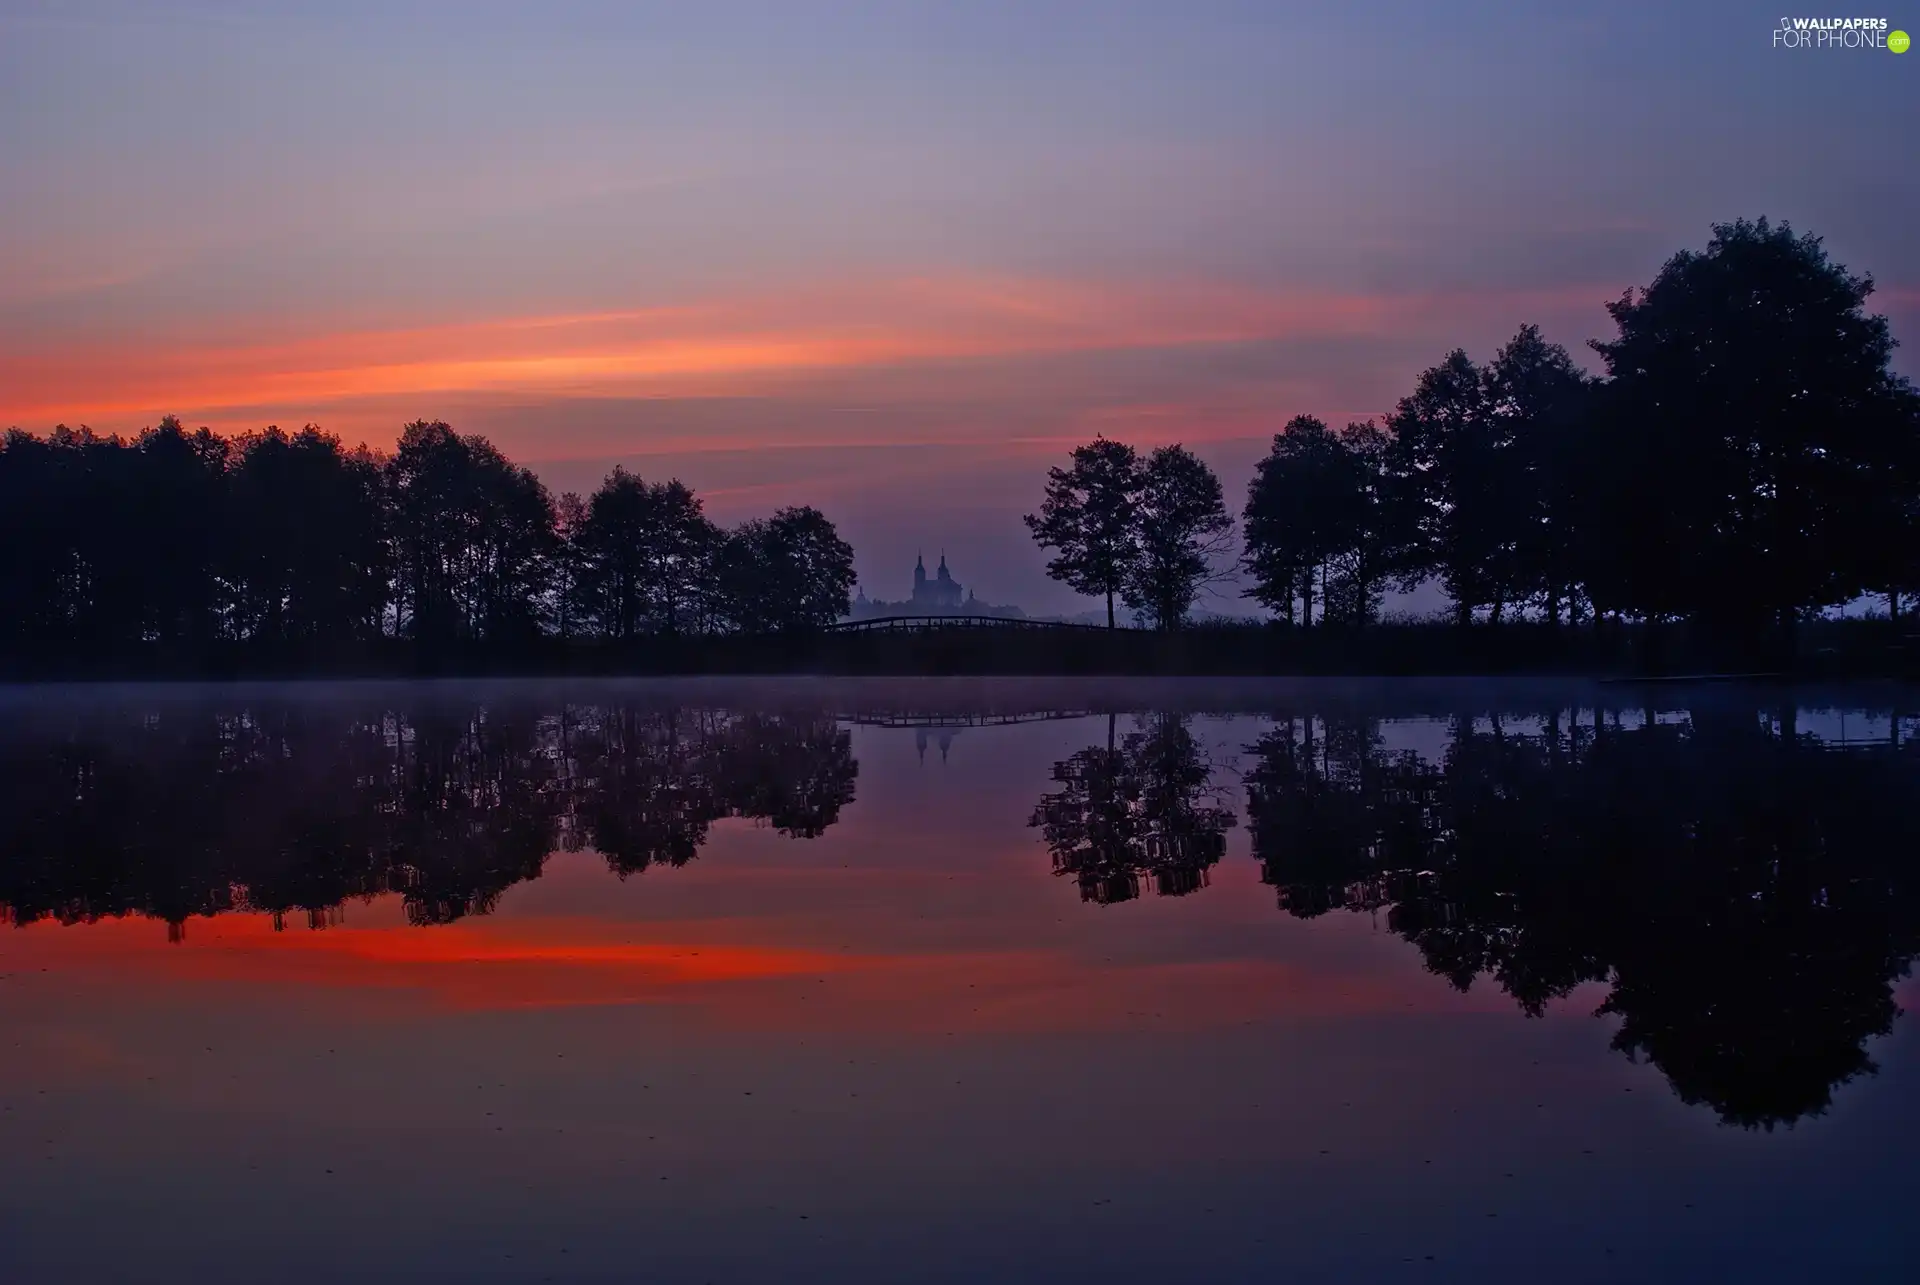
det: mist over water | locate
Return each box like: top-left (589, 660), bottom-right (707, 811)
top-left (1, 679), bottom-right (1916, 1283)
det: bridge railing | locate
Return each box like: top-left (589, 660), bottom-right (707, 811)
top-left (825, 614), bottom-right (1128, 634)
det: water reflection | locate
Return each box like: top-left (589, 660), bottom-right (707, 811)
top-left (1242, 708), bottom-right (1920, 1129)
top-left (1030, 712), bottom-right (1236, 903)
top-left (2, 690), bottom-right (1917, 1135)
top-left (0, 703), bottom-right (856, 931)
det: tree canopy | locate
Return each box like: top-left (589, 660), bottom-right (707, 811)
top-left (0, 417), bottom-right (861, 660)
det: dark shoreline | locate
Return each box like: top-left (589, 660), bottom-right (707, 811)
top-left (3, 618), bottom-right (1913, 683)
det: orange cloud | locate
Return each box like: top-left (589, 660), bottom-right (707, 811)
top-left (0, 275), bottom-right (1614, 431)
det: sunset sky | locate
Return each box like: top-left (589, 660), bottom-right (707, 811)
top-left (4, 0), bottom-right (1915, 611)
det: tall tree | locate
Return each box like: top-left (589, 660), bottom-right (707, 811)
top-left (1025, 437), bottom-right (1142, 628)
top-left (569, 470), bottom-right (723, 640)
top-left (549, 491), bottom-right (591, 640)
top-left (132, 417), bottom-right (232, 645)
top-left (1241, 416), bottom-right (1357, 626)
top-left (1386, 351), bottom-right (1524, 624)
top-left (716, 506), bottom-right (856, 634)
top-left (1123, 444), bottom-right (1233, 630)
top-left (1588, 218), bottom-right (1919, 635)
top-left (386, 421), bottom-right (556, 645)
top-left (1859, 387), bottom-right (1920, 621)
top-left (1482, 326), bottom-right (1593, 625)
top-left (226, 425), bottom-right (388, 644)
top-left (574, 467), bottom-right (655, 640)
top-left (1321, 420), bottom-right (1405, 627)
top-left (0, 427), bottom-right (90, 648)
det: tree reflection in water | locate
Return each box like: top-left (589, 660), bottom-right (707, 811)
top-left (1030, 713), bottom-right (1237, 903)
top-left (4, 696), bottom-right (1917, 1130)
top-left (0, 701), bottom-right (857, 931)
top-left (1243, 707), bottom-right (1920, 1129)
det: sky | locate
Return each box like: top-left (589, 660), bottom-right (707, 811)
top-left (3, 1), bottom-right (1916, 614)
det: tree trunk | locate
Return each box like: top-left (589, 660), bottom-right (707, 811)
top-left (1106, 587), bottom-right (1115, 630)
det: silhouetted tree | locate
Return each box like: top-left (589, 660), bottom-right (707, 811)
top-left (1123, 444), bottom-right (1233, 630)
top-left (549, 491), bottom-right (592, 640)
top-left (1242, 417), bottom-right (1403, 626)
top-left (1242, 416), bottom-right (1338, 626)
top-left (386, 421), bottom-right (557, 644)
top-left (1483, 326), bottom-right (1593, 625)
top-left (572, 469), bottom-right (722, 639)
top-left (226, 425), bottom-right (389, 644)
top-left (1386, 351), bottom-right (1527, 623)
top-left (131, 417), bottom-right (233, 645)
top-left (715, 506), bottom-right (856, 634)
top-left (1025, 437), bottom-right (1142, 629)
top-left (0, 427), bottom-right (93, 648)
top-left (1587, 218), bottom-right (1920, 639)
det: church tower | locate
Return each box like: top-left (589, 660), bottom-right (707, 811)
top-left (914, 553), bottom-right (927, 594)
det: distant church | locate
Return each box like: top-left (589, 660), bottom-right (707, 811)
top-left (846, 553), bottom-right (1026, 622)
top-left (911, 553), bottom-right (966, 611)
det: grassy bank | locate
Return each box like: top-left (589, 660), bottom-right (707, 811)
top-left (3, 617), bottom-right (1915, 681)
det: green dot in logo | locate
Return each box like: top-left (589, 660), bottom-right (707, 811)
top-left (1892, 29), bottom-right (1912, 53)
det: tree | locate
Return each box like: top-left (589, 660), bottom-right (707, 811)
top-left (1123, 444), bottom-right (1233, 630)
top-left (131, 417), bottom-right (232, 645)
top-left (226, 425), bottom-right (388, 644)
top-left (569, 469), bottom-right (722, 640)
top-left (386, 421), bottom-right (556, 645)
top-left (573, 467), bottom-right (651, 640)
top-left (549, 491), bottom-right (592, 640)
top-left (1859, 387), bottom-right (1920, 621)
top-left (1320, 420), bottom-right (1403, 626)
top-left (716, 506), bottom-right (856, 633)
top-left (1482, 326), bottom-right (1593, 625)
top-left (1242, 416), bottom-right (1391, 626)
top-left (0, 427), bottom-right (93, 648)
top-left (1588, 218), bottom-right (1920, 636)
top-left (1025, 437), bottom-right (1141, 628)
top-left (1386, 350), bottom-right (1524, 624)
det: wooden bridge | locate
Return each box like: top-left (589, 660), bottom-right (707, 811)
top-left (842, 708), bottom-right (1100, 729)
top-left (825, 614), bottom-right (1126, 634)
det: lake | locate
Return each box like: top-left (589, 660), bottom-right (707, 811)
top-left (1, 678), bottom-right (1916, 1284)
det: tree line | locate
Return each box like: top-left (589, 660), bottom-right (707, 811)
top-left (0, 419), bottom-right (857, 658)
top-left (1027, 219), bottom-right (1920, 637)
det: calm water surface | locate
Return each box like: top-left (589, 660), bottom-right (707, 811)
top-left (1, 678), bottom-right (1916, 1284)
